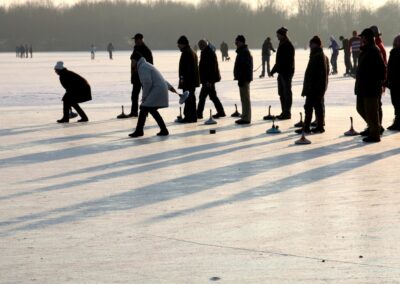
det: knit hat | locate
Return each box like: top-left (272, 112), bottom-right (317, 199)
top-left (235, 35), bottom-right (246, 43)
top-left (132, 33), bottom-right (144, 40)
top-left (309, 36), bottom-right (322, 47)
top-left (177, 35), bottom-right (189, 45)
top-left (54, 61), bottom-right (64, 70)
top-left (359, 28), bottom-right (374, 40)
top-left (130, 52), bottom-right (142, 61)
top-left (276, 27), bottom-right (288, 36)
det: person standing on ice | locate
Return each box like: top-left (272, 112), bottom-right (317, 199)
top-left (220, 41), bottom-right (229, 61)
top-left (259, 36), bottom-right (275, 78)
top-left (196, 39), bottom-right (225, 119)
top-left (54, 61), bottom-right (91, 123)
top-left (107, 42), bottom-right (114, 60)
top-left (339, 35), bottom-right (352, 76)
top-left (349, 30), bottom-right (361, 74)
top-left (270, 27), bottom-right (295, 120)
top-left (328, 36), bottom-right (339, 75)
top-left (90, 44), bottom-right (96, 60)
top-left (176, 35), bottom-right (200, 123)
top-left (128, 52), bottom-right (171, 138)
top-left (295, 36), bottom-right (329, 135)
top-left (355, 28), bottom-right (386, 143)
top-left (130, 33), bottom-right (153, 117)
top-left (234, 35), bottom-right (253, 124)
top-left (386, 34), bottom-right (400, 131)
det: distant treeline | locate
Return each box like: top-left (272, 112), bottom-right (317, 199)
top-left (0, 0), bottom-right (399, 51)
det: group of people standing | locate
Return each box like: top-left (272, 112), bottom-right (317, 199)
top-left (53, 26), bottom-right (400, 143)
top-left (16, 44), bottom-right (33, 58)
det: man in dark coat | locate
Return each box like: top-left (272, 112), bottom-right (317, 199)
top-left (130, 33), bottom-right (153, 117)
top-left (295, 36), bottom-right (329, 134)
top-left (339, 35), bottom-right (352, 76)
top-left (270, 27), bottom-right (295, 120)
top-left (196, 39), bottom-right (225, 119)
top-left (355, 28), bottom-right (386, 142)
top-left (260, 37), bottom-right (275, 78)
top-left (54, 61), bottom-right (91, 123)
top-left (177, 35), bottom-right (200, 123)
top-left (234, 35), bottom-right (253, 124)
top-left (220, 41), bottom-right (229, 61)
top-left (386, 34), bottom-right (400, 130)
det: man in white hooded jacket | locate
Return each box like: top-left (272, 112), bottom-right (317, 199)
top-left (129, 52), bottom-right (173, 137)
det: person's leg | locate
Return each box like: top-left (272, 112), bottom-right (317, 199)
top-left (239, 82), bottom-right (251, 122)
top-left (130, 82), bottom-right (141, 116)
top-left (71, 102), bottom-right (88, 121)
top-left (129, 106), bottom-right (148, 137)
top-left (58, 101), bottom-right (70, 122)
top-left (278, 75), bottom-right (292, 118)
top-left (260, 57), bottom-right (266, 77)
top-left (346, 54), bottom-right (352, 74)
top-left (266, 56), bottom-right (271, 76)
top-left (313, 96), bottom-right (325, 132)
top-left (302, 96), bottom-right (313, 132)
top-left (149, 108), bottom-right (169, 135)
top-left (363, 96), bottom-right (381, 141)
top-left (197, 85), bottom-right (208, 119)
top-left (183, 88), bottom-right (197, 122)
top-left (208, 84), bottom-right (225, 116)
top-left (277, 75), bottom-right (284, 115)
top-left (388, 89), bottom-right (400, 129)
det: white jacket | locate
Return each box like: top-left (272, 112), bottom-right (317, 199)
top-left (137, 57), bottom-right (169, 108)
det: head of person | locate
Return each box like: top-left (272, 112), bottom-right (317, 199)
top-left (235, 35), bottom-right (246, 48)
top-left (309, 35), bottom-right (322, 50)
top-left (133, 33), bottom-right (144, 46)
top-left (267, 37), bottom-right (271, 41)
top-left (359, 28), bottom-right (375, 46)
top-left (198, 39), bottom-right (208, 51)
top-left (130, 52), bottom-right (142, 74)
top-left (54, 61), bottom-right (65, 75)
top-left (370, 25), bottom-right (381, 38)
top-left (177, 35), bottom-right (189, 50)
top-left (352, 30), bottom-right (358, 37)
top-left (329, 35), bottom-right (335, 42)
top-left (276, 27), bottom-right (288, 41)
top-left (393, 34), bottom-right (400, 49)
top-left (339, 35), bottom-right (344, 41)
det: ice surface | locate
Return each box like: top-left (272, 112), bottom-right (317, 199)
top-left (1, 49), bottom-right (400, 282)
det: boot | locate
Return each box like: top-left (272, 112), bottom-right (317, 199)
top-left (387, 117), bottom-right (400, 131)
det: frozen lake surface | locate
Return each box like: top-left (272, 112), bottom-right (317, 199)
top-left (1, 50), bottom-right (400, 282)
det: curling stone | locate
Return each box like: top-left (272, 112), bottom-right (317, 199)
top-left (179, 90), bottom-right (190, 104)
top-left (175, 107), bottom-right (183, 123)
top-left (231, 104), bottom-right (241, 117)
top-left (266, 117), bottom-right (281, 134)
top-left (117, 105), bottom-right (129, 119)
top-left (295, 131), bottom-right (312, 145)
top-left (263, 105), bottom-right (274, 120)
top-left (344, 116), bottom-right (359, 136)
top-left (69, 109), bottom-right (78, 119)
top-left (294, 112), bottom-right (304, 127)
top-left (205, 109), bottom-right (217, 125)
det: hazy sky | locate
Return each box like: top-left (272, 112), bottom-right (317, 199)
top-left (0, 0), bottom-right (390, 9)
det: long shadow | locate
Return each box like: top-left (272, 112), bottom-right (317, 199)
top-left (0, 138), bottom-right (366, 237)
top-left (2, 133), bottom-right (293, 202)
top-left (146, 147), bottom-right (400, 224)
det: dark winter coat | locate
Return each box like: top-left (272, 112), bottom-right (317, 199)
top-left (199, 45), bottom-right (221, 84)
top-left (262, 40), bottom-right (275, 57)
top-left (271, 38), bottom-right (295, 77)
top-left (234, 44), bottom-right (253, 83)
top-left (340, 38), bottom-right (350, 55)
top-left (178, 45), bottom-right (200, 90)
top-left (131, 43), bottom-right (153, 84)
top-left (59, 68), bottom-right (92, 103)
top-left (301, 47), bottom-right (330, 98)
top-left (387, 48), bottom-right (400, 91)
top-left (355, 42), bottom-right (386, 97)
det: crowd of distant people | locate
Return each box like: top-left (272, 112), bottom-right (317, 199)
top-left (52, 25), bottom-right (399, 144)
top-left (16, 44), bottom-right (33, 58)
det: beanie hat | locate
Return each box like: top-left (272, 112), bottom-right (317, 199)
top-left (54, 61), bottom-right (65, 70)
top-left (359, 28), bottom-right (375, 40)
top-left (309, 36), bottom-right (322, 47)
top-left (235, 35), bottom-right (246, 43)
top-left (132, 33), bottom-right (143, 40)
top-left (130, 52), bottom-right (142, 61)
top-left (177, 35), bottom-right (189, 45)
top-left (276, 27), bottom-right (288, 36)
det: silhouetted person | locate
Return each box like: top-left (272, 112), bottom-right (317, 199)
top-left (386, 34), bottom-right (400, 131)
top-left (90, 44), bottom-right (96, 60)
top-left (20, 45), bottom-right (25, 58)
top-left (29, 45), bottom-right (33, 58)
top-left (196, 39), bottom-right (225, 119)
top-left (25, 44), bottom-right (28, 58)
top-left (328, 36), bottom-right (339, 74)
top-left (260, 36), bottom-right (275, 78)
top-left (339, 36), bottom-right (352, 75)
top-left (349, 30), bottom-right (361, 74)
top-left (177, 35), bottom-right (200, 123)
top-left (220, 41), bottom-right (229, 61)
top-left (295, 36), bottom-right (329, 134)
top-left (270, 27), bottom-right (295, 119)
top-left (130, 33), bottom-right (153, 117)
top-left (16, 46), bottom-right (19, 58)
top-left (107, 42), bottom-right (114, 59)
top-left (234, 35), bottom-right (253, 124)
top-left (54, 61), bottom-right (91, 123)
top-left (128, 52), bottom-right (171, 138)
top-left (355, 28), bottom-right (386, 143)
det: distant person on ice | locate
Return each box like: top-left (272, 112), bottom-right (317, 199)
top-left (177, 35), bottom-right (200, 123)
top-left (196, 39), bottom-right (225, 119)
top-left (328, 36), bottom-right (339, 75)
top-left (54, 61), bottom-right (91, 123)
top-left (234, 35), bottom-right (253, 124)
top-left (295, 36), bottom-right (329, 135)
top-left (349, 30), bottom-right (361, 74)
top-left (386, 34), bottom-right (400, 131)
top-left (220, 41), bottom-right (229, 61)
top-left (107, 42), bottom-right (114, 60)
top-left (128, 52), bottom-right (171, 138)
top-left (355, 28), bottom-right (386, 143)
top-left (270, 27), bottom-right (295, 120)
top-left (130, 33), bottom-right (153, 117)
top-left (259, 36), bottom-right (275, 78)
top-left (90, 44), bottom-right (96, 60)
top-left (339, 35), bottom-right (352, 76)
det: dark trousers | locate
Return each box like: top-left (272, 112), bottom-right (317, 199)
top-left (344, 53), bottom-right (352, 74)
top-left (131, 82), bottom-right (142, 115)
top-left (197, 84), bottom-right (225, 117)
top-left (390, 88), bottom-right (400, 117)
top-left (277, 74), bottom-right (293, 117)
top-left (183, 88), bottom-right (197, 122)
top-left (135, 106), bottom-right (167, 132)
top-left (261, 56), bottom-right (271, 76)
top-left (63, 101), bottom-right (88, 120)
top-left (352, 51), bottom-right (360, 73)
top-left (331, 52), bottom-right (338, 73)
top-left (356, 95), bottom-right (381, 139)
top-left (304, 96), bottom-right (324, 129)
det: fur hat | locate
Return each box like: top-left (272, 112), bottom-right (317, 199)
top-left (54, 61), bottom-right (65, 70)
top-left (177, 35), bottom-right (189, 45)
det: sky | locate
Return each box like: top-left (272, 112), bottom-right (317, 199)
top-left (0, 0), bottom-right (390, 9)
